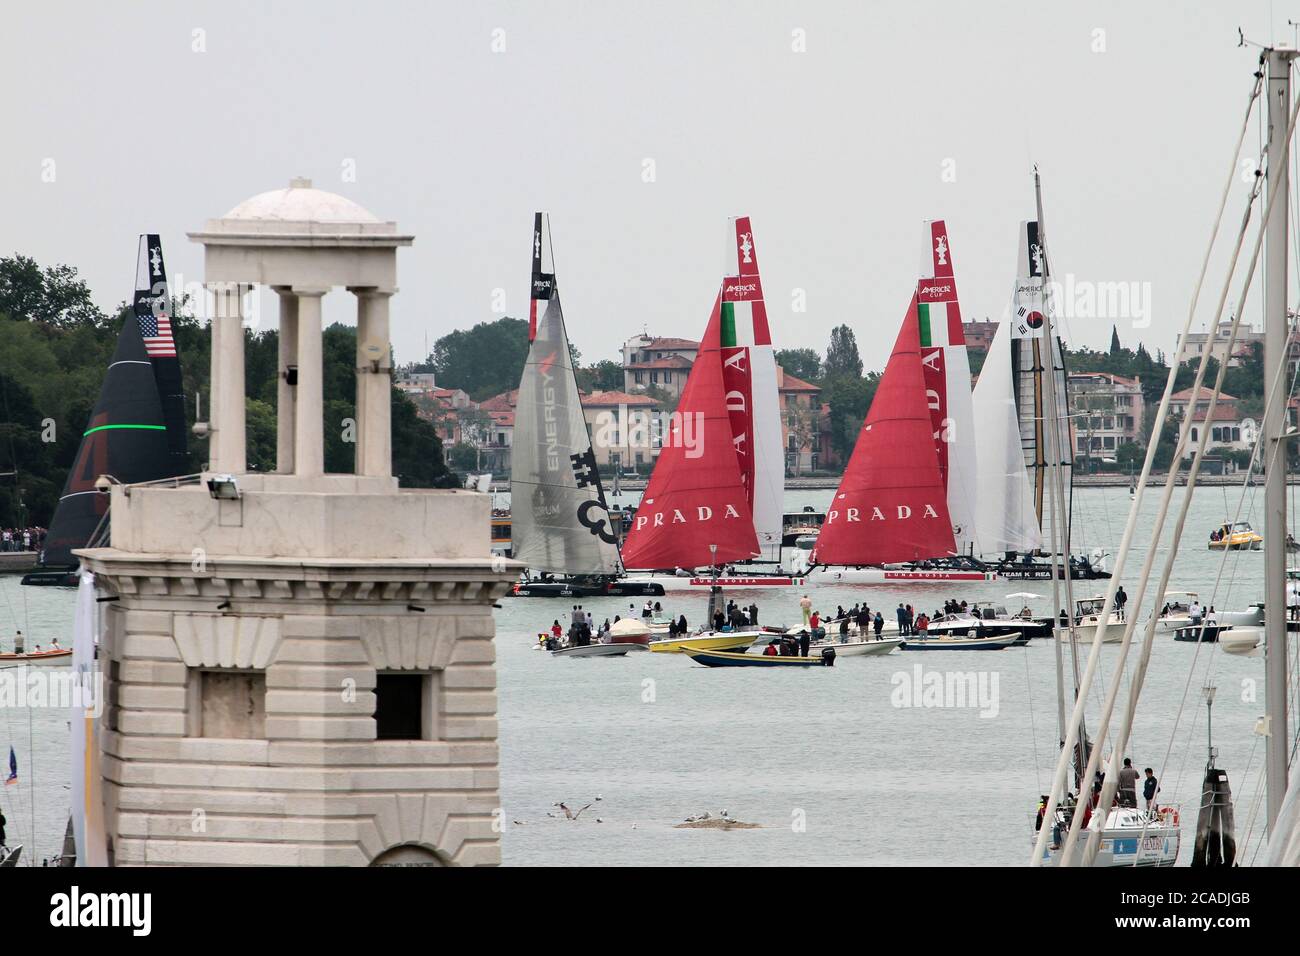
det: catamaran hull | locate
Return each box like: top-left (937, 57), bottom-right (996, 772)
top-left (630, 573), bottom-right (806, 591)
top-left (806, 567), bottom-right (997, 585)
top-left (998, 565), bottom-right (1111, 581)
top-left (510, 577), bottom-right (666, 598)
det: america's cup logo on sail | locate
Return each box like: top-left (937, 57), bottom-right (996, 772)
top-left (739, 232), bottom-right (753, 263)
top-left (150, 246), bottom-right (162, 277)
top-left (935, 235), bottom-right (948, 266)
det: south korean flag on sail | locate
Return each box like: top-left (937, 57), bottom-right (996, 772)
top-left (1012, 220), bottom-right (1048, 340)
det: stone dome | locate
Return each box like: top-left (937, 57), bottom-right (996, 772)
top-left (222, 177), bottom-right (379, 224)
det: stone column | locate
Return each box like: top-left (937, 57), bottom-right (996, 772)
top-left (208, 282), bottom-right (246, 473)
top-left (354, 289), bottom-right (393, 477)
top-left (294, 289), bottom-right (327, 476)
top-left (275, 289), bottom-right (299, 474)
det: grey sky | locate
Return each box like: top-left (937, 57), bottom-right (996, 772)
top-left (0, 1), bottom-right (1292, 372)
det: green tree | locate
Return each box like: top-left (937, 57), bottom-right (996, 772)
top-left (823, 325), bottom-right (863, 380)
top-left (430, 317), bottom-right (530, 401)
top-left (774, 347), bottom-right (822, 383)
top-left (824, 373), bottom-right (880, 463)
top-left (575, 358), bottom-right (624, 393)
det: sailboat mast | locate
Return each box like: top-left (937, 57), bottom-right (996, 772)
top-left (1034, 171), bottom-right (1085, 780)
top-left (1263, 46), bottom-right (1295, 830)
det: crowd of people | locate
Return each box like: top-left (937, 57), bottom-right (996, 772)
top-left (1, 527), bottom-right (45, 552)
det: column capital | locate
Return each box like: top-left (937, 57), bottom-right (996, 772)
top-left (348, 286), bottom-right (396, 298)
top-left (290, 286), bottom-right (330, 298)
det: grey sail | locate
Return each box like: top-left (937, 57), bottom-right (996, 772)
top-left (510, 215), bottom-right (621, 576)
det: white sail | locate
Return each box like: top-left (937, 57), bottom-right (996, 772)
top-left (510, 213), bottom-right (621, 576)
top-left (972, 321), bottom-right (1043, 553)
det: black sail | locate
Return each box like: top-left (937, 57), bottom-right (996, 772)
top-left (41, 317), bottom-right (171, 567)
top-left (133, 234), bottom-right (188, 470)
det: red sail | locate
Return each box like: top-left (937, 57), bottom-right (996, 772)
top-left (811, 296), bottom-right (957, 565)
top-left (621, 293), bottom-right (760, 569)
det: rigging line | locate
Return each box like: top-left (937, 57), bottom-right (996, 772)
top-left (1043, 60), bottom-right (1270, 866)
top-left (1077, 84), bottom-right (1300, 868)
top-left (1055, 59), bottom-right (1268, 868)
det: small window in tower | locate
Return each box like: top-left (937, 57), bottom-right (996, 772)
top-left (375, 672), bottom-right (437, 741)
top-left (189, 669), bottom-right (266, 739)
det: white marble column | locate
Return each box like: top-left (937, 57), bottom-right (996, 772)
top-left (208, 282), bottom-right (246, 473)
top-left (294, 289), bottom-right (327, 476)
top-left (275, 288), bottom-right (299, 474)
top-left (354, 289), bottom-right (393, 478)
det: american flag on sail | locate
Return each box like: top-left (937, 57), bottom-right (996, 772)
top-left (134, 234), bottom-right (176, 357)
top-left (137, 312), bottom-right (176, 357)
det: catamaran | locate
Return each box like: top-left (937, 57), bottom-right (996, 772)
top-left (22, 235), bottom-right (187, 588)
top-left (621, 217), bottom-right (803, 590)
top-left (508, 213), bottom-right (664, 598)
top-left (805, 220), bottom-right (996, 584)
top-left (803, 219), bottom-right (1109, 585)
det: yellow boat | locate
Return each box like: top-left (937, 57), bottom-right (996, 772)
top-left (648, 632), bottom-right (759, 654)
top-left (1208, 521), bottom-right (1263, 551)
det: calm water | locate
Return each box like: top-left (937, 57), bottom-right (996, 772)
top-left (0, 486), bottom-right (1286, 866)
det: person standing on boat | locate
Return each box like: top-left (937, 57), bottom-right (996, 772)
top-left (1189, 600), bottom-right (1203, 625)
top-left (798, 628), bottom-right (811, 658)
top-left (1114, 586), bottom-right (1128, 622)
top-left (873, 611), bottom-right (884, 639)
top-left (839, 616), bottom-right (850, 643)
top-left (1117, 758), bottom-right (1139, 808)
top-left (896, 604), bottom-right (909, 636)
top-left (800, 594), bottom-right (812, 627)
top-left (677, 614), bottom-right (688, 636)
top-left (748, 603), bottom-right (758, 627)
top-left (1143, 768), bottom-right (1159, 811)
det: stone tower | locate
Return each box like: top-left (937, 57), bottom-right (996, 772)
top-left (79, 180), bottom-right (513, 866)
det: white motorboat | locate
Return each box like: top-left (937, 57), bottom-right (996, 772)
top-left (1058, 596), bottom-right (1125, 644)
top-left (550, 643), bottom-right (648, 658)
top-left (808, 638), bottom-right (903, 657)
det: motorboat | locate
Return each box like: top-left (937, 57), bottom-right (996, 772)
top-left (1207, 521), bottom-right (1263, 551)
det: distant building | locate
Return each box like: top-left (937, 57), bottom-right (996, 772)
top-left (1169, 385), bottom-right (1237, 420)
top-left (1186, 406), bottom-right (1256, 461)
top-left (621, 333), bottom-right (699, 396)
top-left (777, 367), bottom-right (824, 474)
top-left (1067, 371), bottom-right (1144, 462)
top-left (1175, 316), bottom-right (1300, 375)
top-left (961, 318), bottom-right (999, 353)
top-left (396, 370), bottom-right (438, 393)
top-left (580, 390), bottom-right (662, 469)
